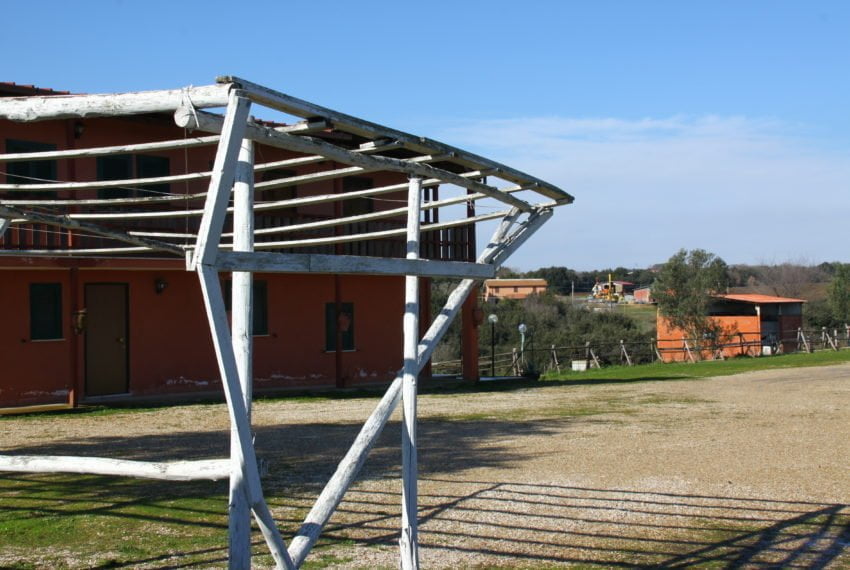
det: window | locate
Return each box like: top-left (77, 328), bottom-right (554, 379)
top-left (135, 155), bottom-right (170, 196)
top-left (97, 154), bottom-right (170, 199)
top-left (30, 283), bottom-right (63, 340)
top-left (5, 139), bottom-right (58, 199)
top-left (342, 177), bottom-right (374, 217)
top-left (325, 302), bottom-right (354, 351)
top-left (261, 169), bottom-right (298, 205)
top-left (222, 279), bottom-right (269, 336)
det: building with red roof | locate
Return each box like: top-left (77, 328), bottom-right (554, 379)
top-left (657, 293), bottom-right (805, 362)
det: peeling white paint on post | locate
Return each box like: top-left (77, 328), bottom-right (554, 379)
top-left (0, 84), bottom-right (230, 122)
top-left (229, 137), bottom-right (255, 569)
top-left (192, 90), bottom-right (252, 269)
top-left (0, 455), bottom-right (230, 481)
top-left (0, 218), bottom-right (9, 239)
top-left (400, 176), bottom-right (422, 569)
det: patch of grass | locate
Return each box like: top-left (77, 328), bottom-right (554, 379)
top-left (542, 349), bottom-right (850, 384)
top-left (302, 551), bottom-right (355, 569)
top-left (0, 474), bottom-right (230, 568)
top-left (617, 303), bottom-right (659, 334)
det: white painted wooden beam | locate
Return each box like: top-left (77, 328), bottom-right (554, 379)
top-left (0, 135), bottom-right (219, 163)
top-left (196, 264), bottom-right (294, 570)
top-left (487, 208), bottom-right (554, 268)
top-left (0, 455), bottom-right (230, 481)
top-left (0, 170), bottom-right (211, 193)
top-left (192, 91), bottom-right (252, 269)
top-left (247, 187), bottom-right (507, 238)
top-left (0, 247), bottom-right (151, 256)
top-left (0, 218), bottom-right (9, 239)
top-left (248, 210), bottom-right (508, 250)
top-left (0, 84), bottom-right (230, 122)
top-left (400, 176), bottom-right (422, 569)
top-left (213, 252), bottom-right (495, 279)
top-left (229, 138), bottom-right (255, 569)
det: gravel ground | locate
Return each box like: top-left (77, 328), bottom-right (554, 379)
top-left (3, 363), bottom-right (849, 568)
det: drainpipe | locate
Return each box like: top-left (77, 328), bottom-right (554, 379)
top-left (68, 266), bottom-right (81, 407)
top-left (333, 171), bottom-right (345, 388)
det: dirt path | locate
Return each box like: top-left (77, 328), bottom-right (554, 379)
top-left (3, 364), bottom-right (849, 568)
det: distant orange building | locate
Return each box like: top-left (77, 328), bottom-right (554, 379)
top-left (633, 286), bottom-right (654, 304)
top-left (657, 294), bottom-right (805, 362)
top-left (483, 278), bottom-right (548, 302)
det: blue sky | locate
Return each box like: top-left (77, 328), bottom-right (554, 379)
top-left (4, 1), bottom-right (848, 270)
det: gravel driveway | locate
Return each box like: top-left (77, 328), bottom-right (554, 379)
top-left (3, 363), bottom-right (849, 568)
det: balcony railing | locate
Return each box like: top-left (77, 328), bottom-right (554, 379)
top-left (1, 211), bottom-right (476, 262)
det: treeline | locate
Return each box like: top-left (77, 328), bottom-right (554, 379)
top-left (503, 266), bottom-right (658, 294)
top-left (508, 261), bottom-right (850, 329)
top-left (509, 261), bottom-right (844, 298)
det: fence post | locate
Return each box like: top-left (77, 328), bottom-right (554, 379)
top-left (683, 336), bottom-right (696, 363)
top-left (550, 345), bottom-right (561, 374)
top-left (511, 348), bottom-right (520, 376)
top-left (620, 340), bottom-right (632, 366)
top-left (652, 337), bottom-right (664, 362)
top-left (589, 348), bottom-right (601, 369)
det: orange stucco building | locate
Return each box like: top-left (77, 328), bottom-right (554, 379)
top-left (657, 294), bottom-right (805, 362)
top-left (0, 83), bottom-right (482, 408)
top-left (483, 278), bottom-right (548, 302)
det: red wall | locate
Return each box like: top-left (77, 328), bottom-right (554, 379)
top-left (0, 262), bottom-right (406, 407)
top-left (1, 112), bottom-right (430, 407)
top-left (0, 269), bottom-right (74, 405)
top-left (657, 314), bottom-right (761, 362)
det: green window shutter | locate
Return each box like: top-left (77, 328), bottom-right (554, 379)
top-left (30, 283), bottom-right (63, 340)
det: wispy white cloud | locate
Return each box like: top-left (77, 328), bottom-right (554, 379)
top-left (434, 116), bottom-right (850, 271)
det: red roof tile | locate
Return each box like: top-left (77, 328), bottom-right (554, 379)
top-left (716, 293), bottom-right (806, 304)
top-left (0, 82), bottom-right (70, 97)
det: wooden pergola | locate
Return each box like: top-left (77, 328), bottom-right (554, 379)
top-left (0, 77), bottom-right (573, 568)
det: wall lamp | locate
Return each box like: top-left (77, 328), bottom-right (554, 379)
top-left (154, 277), bottom-right (168, 295)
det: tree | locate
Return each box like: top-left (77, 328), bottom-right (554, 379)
top-left (653, 249), bottom-right (729, 341)
top-left (526, 266), bottom-right (579, 295)
top-left (828, 263), bottom-right (850, 326)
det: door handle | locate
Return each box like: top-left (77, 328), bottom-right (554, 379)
top-left (116, 337), bottom-right (126, 344)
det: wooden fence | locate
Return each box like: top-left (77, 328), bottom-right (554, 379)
top-left (432, 325), bottom-right (850, 377)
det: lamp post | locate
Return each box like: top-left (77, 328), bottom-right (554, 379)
top-left (518, 323), bottom-right (527, 369)
top-left (488, 313), bottom-right (499, 377)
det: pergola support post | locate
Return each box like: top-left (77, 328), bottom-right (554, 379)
top-left (194, 93), bottom-right (293, 569)
top-left (229, 138), bottom-right (255, 568)
top-left (400, 176), bottom-right (422, 569)
top-left (197, 266), bottom-right (293, 570)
